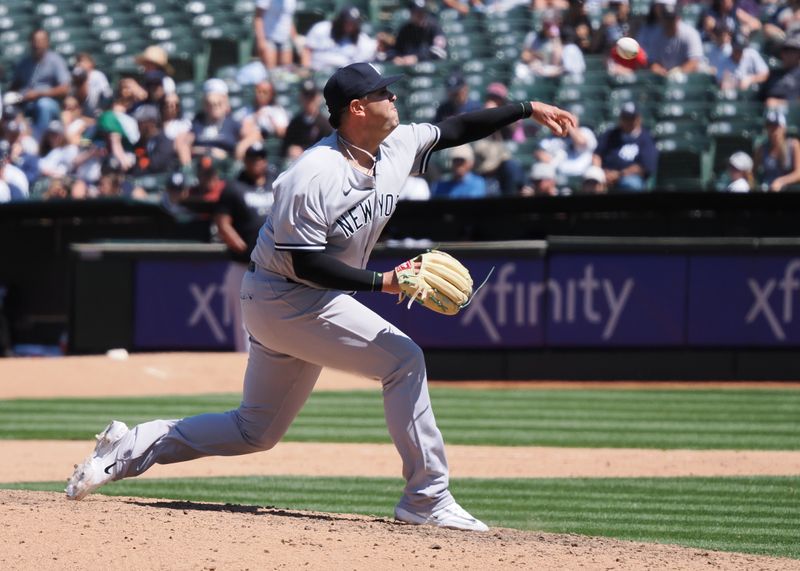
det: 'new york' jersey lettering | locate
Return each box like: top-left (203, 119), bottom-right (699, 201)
top-left (251, 123), bottom-right (440, 286)
top-left (335, 193), bottom-right (397, 238)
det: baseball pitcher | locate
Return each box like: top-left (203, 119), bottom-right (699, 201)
top-left (66, 62), bottom-right (576, 532)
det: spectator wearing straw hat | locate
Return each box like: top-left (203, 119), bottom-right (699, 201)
top-left (134, 45), bottom-right (177, 97)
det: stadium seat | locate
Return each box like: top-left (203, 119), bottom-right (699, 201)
top-left (655, 146), bottom-right (713, 191)
top-left (657, 101), bottom-right (710, 122)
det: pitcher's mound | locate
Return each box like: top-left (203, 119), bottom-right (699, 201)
top-left (1, 490), bottom-right (797, 570)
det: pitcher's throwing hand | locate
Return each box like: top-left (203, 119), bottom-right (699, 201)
top-left (530, 102), bottom-right (577, 137)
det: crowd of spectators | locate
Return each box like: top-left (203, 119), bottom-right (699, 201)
top-left (1, 0), bottom-right (800, 207)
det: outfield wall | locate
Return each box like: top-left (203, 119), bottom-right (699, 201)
top-left (68, 239), bottom-right (800, 380)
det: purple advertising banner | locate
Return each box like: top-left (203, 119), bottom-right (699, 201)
top-left (363, 257), bottom-right (546, 348)
top-left (134, 260), bottom-right (234, 350)
top-left (688, 255), bottom-right (800, 346)
top-left (130, 252), bottom-right (800, 351)
top-left (546, 254), bottom-right (686, 346)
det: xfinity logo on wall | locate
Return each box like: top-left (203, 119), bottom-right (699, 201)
top-left (746, 259), bottom-right (800, 340)
top-left (187, 282), bottom-right (233, 343)
top-left (461, 263), bottom-right (634, 343)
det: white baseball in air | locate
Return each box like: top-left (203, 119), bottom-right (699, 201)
top-left (616, 37), bottom-right (640, 60)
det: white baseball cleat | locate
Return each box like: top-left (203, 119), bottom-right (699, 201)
top-left (65, 420), bottom-right (129, 500)
top-left (395, 502), bottom-right (489, 532)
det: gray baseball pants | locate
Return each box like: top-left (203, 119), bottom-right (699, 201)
top-left (112, 266), bottom-right (454, 513)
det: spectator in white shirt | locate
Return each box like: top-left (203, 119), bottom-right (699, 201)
top-left (37, 120), bottom-right (78, 180)
top-left (253, 0), bottom-right (297, 69)
top-left (302, 6), bottom-right (377, 71)
top-left (0, 140), bottom-right (29, 201)
top-left (239, 80), bottom-right (290, 141)
top-left (706, 26), bottom-right (769, 90)
top-left (725, 151), bottom-right (754, 192)
top-left (535, 116), bottom-right (597, 179)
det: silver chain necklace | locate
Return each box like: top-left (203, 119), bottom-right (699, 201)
top-left (338, 134), bottom-right (377, 174)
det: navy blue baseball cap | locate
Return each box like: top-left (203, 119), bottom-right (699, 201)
top-left (323, 62), bottom-right (403, 115)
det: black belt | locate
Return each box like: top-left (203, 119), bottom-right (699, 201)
top-left (248, 261), bottom-right (300, 284)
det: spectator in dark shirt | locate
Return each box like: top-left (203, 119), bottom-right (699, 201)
top-left (765, 34), bottom-right (800, 107)
top-left (282, 80), bottom-right (332, 161)
top-left (393, 0), bottom-right (447, 66)
top-left (130, 105), bottom-right (178, 176)
top-left (698, 0), bottom-right (761, 43)
top-left (593, 0), bottom-right (638, 55)
top-left (10, 29), bottom-right (71, 140)
top-left (214, 141), bottom-right (275, 352)
top-left (434, 73), bottom-right (481, 122)
top-left (593, 102), bottom-right (658, 192)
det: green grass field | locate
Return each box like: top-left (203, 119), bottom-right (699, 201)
top-left (3, 387), bottom-right (799, 559)
top-left (7, 475), bottom-right (800, 559)
top-left (1, 389), bottom-right (798, 449)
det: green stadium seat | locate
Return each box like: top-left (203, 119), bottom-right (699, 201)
top-left (657, 101), bottom-right (710, 122)
top-left (556, 84), bottom-right (609, 105)
top-left (655, 146), bottom-right (713, 191)
top-left (710, 100), bottom-right (765, 120)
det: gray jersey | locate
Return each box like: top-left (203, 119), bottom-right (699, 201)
top-left (252, 123), bottom-right (440, 286)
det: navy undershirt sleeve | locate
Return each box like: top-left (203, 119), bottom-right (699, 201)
top-left (291, 250), bottom-right (381, 291)
top-left (433, 103), bottom-right (530, 151)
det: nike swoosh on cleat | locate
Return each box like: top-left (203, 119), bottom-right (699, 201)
top-left (103, 462), bottom-right (116, 474)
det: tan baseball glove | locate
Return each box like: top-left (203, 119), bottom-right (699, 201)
top-left (394, 250), bottom-right (473, 315)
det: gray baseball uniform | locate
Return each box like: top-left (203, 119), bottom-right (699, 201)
top-left (69, 62), bottom-right (552, 531)
top-left (104, 125), bottom-right (452, 513)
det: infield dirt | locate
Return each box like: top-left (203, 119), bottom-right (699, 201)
top-left (1, 353), bottom-right (799, 570)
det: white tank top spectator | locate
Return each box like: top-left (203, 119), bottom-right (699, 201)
top-left (160, 94), bottom-right (192, 141)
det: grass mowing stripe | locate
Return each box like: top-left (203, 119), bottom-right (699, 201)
top-left (5, 475), bottom-right (799, 559)
top-left (1, 389), bottom-right (798, 449)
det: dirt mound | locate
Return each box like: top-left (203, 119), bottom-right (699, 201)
top-left (1, 490), bottom-right (797, 571)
